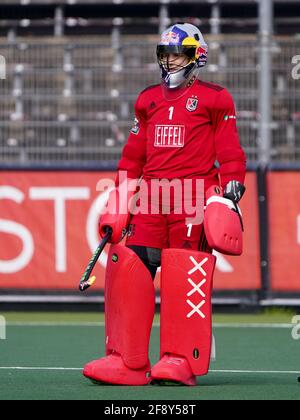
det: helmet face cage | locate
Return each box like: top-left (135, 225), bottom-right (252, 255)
top-left (157, 23), bottom-right (208, 90)
top-left (157, 45), bottom-right (198, 73)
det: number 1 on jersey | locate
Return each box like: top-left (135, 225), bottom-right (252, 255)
top-left (169, 106), bottom-right (174, 121)
top-left (187, 224), bottom-right (193, 238)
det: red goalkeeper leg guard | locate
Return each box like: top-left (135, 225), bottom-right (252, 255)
top-left (83, 245), bottom-right (155, 385)
top-left (151, 249), bottom-right (216, 386)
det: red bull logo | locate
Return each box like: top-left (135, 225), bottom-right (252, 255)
top-left (161, 31), bottom-right (180, 45)
top-left (196, 46), bottom-right (207, 59)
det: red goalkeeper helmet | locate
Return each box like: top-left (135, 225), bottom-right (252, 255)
top-left (157, 23), bottom-right (208, 91)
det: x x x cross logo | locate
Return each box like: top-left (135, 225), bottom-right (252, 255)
top-left (187, 278), bottom-right (206, 298)
top-left (186, 256), bottom-right (208, 319)
top-left (188, 256), bottom-right (208, 276)
top-left (187, 299), bottom-right (206, 319)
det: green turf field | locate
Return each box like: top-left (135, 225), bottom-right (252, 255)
top-left (0, 311), bottom-right (299, 400)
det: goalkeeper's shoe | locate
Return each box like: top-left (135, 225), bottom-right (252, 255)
top-left (83, 353), bottom-right (151, 386)
top-left (151, 354), bottom-right (196, 386)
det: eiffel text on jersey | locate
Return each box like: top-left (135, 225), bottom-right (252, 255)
top-left (154, 125), bottom-right (185, 148)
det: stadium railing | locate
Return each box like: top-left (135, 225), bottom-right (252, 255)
top-left (0, 35), bottom-right (299, 166)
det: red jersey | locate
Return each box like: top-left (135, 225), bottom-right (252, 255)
top-left (118, 80), bottom-right (246, 190)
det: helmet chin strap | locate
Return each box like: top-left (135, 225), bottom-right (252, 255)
top-left (187, 75), bottom-right (197, 87)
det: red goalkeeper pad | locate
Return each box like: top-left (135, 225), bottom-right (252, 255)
top-left (204, 186), bottom-right (243, 256)
top-left (160, 249), bottom-right (216, 376)
top-left (83, 245), bottom-right (155, 385)
top-left (105, 245), bottom-right (155, 369)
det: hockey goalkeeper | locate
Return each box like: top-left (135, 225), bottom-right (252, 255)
top-left (83, 23), bottom-right (247, 386)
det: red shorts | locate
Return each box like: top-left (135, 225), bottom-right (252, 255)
top-left (125, 177), bottom-right (216, 251)
top-left (126, 212), bottom-right (211, 252)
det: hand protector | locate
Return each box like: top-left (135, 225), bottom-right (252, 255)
top-left (204, 185), bottom-right (244, 256)
top-left (223, 180), bottom-right (246, 203)
top-left (99, 178), bottom-right (138, 244)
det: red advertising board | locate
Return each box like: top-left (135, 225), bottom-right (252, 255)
top-left (268, 172), bottom-right (300, 291)
top-left (0, 171), bottom-right (261, 291)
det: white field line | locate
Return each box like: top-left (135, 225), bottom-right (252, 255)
top-left (210, 370), bottom-right (300, 375)
top-left (0, 366), bottom-right (298, 375)
top-left (0, 367), bottom-right (81, 371)
top-left (5, 322), bottom-right (294, 329)
top-left (6, 322), bottom-right (106, 327)
top-left (213, 323), bottom-right (293, 329)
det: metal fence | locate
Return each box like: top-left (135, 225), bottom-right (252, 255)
top-left (0, 35), bottom-right (299, 166)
